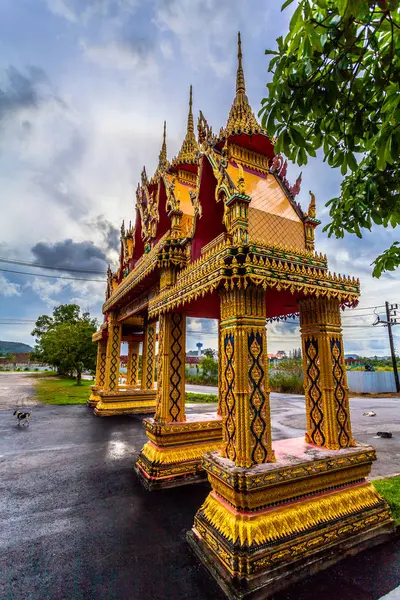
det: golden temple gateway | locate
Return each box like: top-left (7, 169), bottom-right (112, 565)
top-left (89, 33), bottom-right (394, 600)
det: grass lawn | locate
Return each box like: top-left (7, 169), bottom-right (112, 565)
top-left (185, 392), bottom-right (218, 403)
top-left (373, 476), bottom-right (400, 525)
top-left (35, 376), bottom-right (92, 405)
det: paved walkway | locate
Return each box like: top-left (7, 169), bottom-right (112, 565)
top-left (0, 372), bottom-right (41, 410)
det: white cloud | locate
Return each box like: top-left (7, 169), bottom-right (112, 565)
top-left (46, 0), bottom-right (77, 23)
top-left (0, 274), bottom-right (22, 297)
top-left (80, 40), bottom-right (158, 72)
top-left (154, 0), bottom-right (244, 77)
top-left (46, 0), bottom-right (140, 24)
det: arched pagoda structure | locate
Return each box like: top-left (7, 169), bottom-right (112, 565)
top-left (90, 33), bottom-right (393, 599)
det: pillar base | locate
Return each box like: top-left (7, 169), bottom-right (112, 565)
top-left (134, 413), bottom-right (222, 490)
top-left (94, 389), bottom-right (157, 416)
top-left (188, 438), bottom-right (394, 600)
top-left (87, 385), bottom-right (100, 407)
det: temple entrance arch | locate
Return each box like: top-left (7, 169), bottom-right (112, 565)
top-left (89, 32), bottom-right (393, 599)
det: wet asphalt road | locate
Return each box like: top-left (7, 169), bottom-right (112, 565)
top-left (1, 394), bottom-right (400, 598)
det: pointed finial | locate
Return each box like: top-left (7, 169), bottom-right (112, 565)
top-left (158, 120), bottom-right (168, 169)
top-left (224, 32), bottom-right (259, 136)
top-left (236, 32), bottom-right (246, 95)
top-left (120, 219), bottom-right (125, 237)
top-left (174, 85), bottom-right (199, 165)
top-left (188, 84), bottom-right (194, 135)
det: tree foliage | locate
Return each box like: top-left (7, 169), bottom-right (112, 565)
top-left (203, 348), bottom-right (216, 359)
top-left (200, 355), bottom-right (219, 378)
top-left (260, 0), bottom-right (400, 277)
top-left (31, 304), bottom-right (97, 383)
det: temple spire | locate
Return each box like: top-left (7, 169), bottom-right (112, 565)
top-left (174, 85), bottom-right (199, 165)
top-left (158, 120), bottom-right (168, 170)
top-left (224, 32), bottom-right (260, 137)
top-left (236, 32), bottom-right (246, 95)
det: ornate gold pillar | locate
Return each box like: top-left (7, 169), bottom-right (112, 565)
top-left (88, 339), bottom-right (107, 406)
top-left (96, 340), bottom-right (107, 386)
top-left (217, 319), bottom-right (222, 417)
top-left (141, 320), bottom-right (156, 390)
top-left (94, 321), bottom-right (157, 417)
top-left (135, 310), bottom-right (222, 489)
top-left (126, 341), bottom-right (140, 387)
top-left (189, 296), bottom-right (392, 599)
top-left (154, 312), bottom-right (186, 423)
top-left (298, 296), bottom-right (355, 450)
top-left (103, 312), bottom-right (122, 393)
top-left (219, 286), bottom-right (275, 467)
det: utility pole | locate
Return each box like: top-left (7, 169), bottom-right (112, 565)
top-left (385, 301), bottom-right (400, 393)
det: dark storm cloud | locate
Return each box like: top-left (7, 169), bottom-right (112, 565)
top-left (31, 239), bottom-right (107, 273)
top-left (91, 216), bottom-right (120, 253)
top-left (0, 65), bottom-right (62, 122)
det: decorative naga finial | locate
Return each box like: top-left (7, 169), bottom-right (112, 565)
top-left (308, 190), bottom-right (316, 218)
top-left (237, 163), bottom-right (246, 195)
top-left (120, 219), bottom-right (125, 238)
top-left (236, 32), bottom-right (246, 95)
top-left (158, 120), bottom-right (168, 170)
top-left (174, 85), bottom-right (199, 165)
top-left (290, 172), bottom-right (302, 197)
top-left (224, 32), bottom-right (260, 136)
top-left (198, 110), bottom-right (214, 147)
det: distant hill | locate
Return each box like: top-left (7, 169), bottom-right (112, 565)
top-left (0, 341), bottom-right (34, 355)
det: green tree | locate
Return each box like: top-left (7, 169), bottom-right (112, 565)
top-left (31, 304), bottom-right (97, 384)
top-left (200, 355), bottom-right (219, 379)
top-left (260, 0), bottom-right (400, 277)
top-left (203, 348), bottom-right (216, 359)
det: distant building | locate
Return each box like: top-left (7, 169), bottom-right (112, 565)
top-left (0, 353), bottom-right (37, 367)
top-left (185, 354), bottom-right (202, 375)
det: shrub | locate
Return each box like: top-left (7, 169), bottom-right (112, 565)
top-left (269, 371), bottom-right (304, 394)
top-left (185, 369), bottom-right (218, 386)
top-left (186, 392), bottom-right (218, 403)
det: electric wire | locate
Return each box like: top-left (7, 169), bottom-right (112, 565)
top-left (0, 257), bottom-right (106, 275)
top-left (0, 267), bottom-right (105, 283)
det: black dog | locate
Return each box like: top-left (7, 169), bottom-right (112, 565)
top-left (13, 410), bottom-right (31, 426)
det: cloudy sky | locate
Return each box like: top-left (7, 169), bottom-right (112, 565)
top-left (0, 0), bottom-right (398, 356)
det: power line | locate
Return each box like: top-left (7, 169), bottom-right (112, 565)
top-left (343, 305), bottom-right (385, 311)
top-left (0, 257), bottom-right (106, 275)
top-left (0, 267), bottom-right (105, 283)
